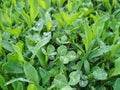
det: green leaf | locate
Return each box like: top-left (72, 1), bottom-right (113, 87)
top-left (28, 0), bottom-right (39, 24)
top-left (36, 48), bottom-right (46, 67)
top-left (32, 19), bottom-right (43, 32)
top-left (69, 70), bottom-right (80, 85)
top-left (92, 67), bottom-right (108, 80)
top-left (47, 44), bottom-right (55, 55)
top-left (0, 74), bottom-right (8, 90)
top-left (32, 32), bottom-right (51, 59)
top-left (12, 81), bottom-right (23, 90)
top-left (57, 45), bottom-right (67, 56)
top-left (84, 60), bottom-right (90, 74)
top-left (60, 35), bottom-right (68, 43)
top-left (16, 82), bottom-right (23, 90)
top-left (25, 37), bottom-right (35, 52)
top-left (53, 73), bottom-right (68, 88)
top-left (37, 85), bottom-right (45, 90)
top-left (67, 51), bottom-right (76, 61)
top-left (49, 66), bottom-right (59, 77)
top-left (60, 85), bottom-right (72, 90)
top-left (3, 63), bottom-right (23, 73)
top-left (89, 46), bottom-right (112, 59)
top-left (99, 86), bottom-right (106, 90)
top-left (79, 80), bottom-right (88, 87)
top-left (39, 67), bottom-right (51, 85)
top-left (0, 40), bottom-right (14, 52)
top-left (23, 62), bottom-right (39, 85)
top-left (113, 78), bottom-right (120, 90)
top-left (2, 31), bottom-right (10, 40)
top-left (109, 57), bottom-right (120, 77)
top-left (0, 0), bottom-right (120, 89)
top-left (60, 56), bottom-right (69, 64)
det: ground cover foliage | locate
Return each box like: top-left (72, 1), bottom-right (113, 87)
top-left (0, 0), bottom-right (120, 90)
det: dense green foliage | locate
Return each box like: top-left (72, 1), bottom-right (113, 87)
top-left (0, 0), bottom-right (120, 90)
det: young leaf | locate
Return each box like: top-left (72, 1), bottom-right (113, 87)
top-left (27, 84), bottom-right (37, 90)
top-left (21, 10), bottom-right (31, 27)
top-left (2, 13), bottom-right (12, 26)
top-left (54, 13), bottom-right (63, 28)
top-left (38, 0), bottom-right (46, 10)
top-left (0, 74), bottom-right (8, 90)
top-left (57, 0), bottom-right (66, 7)
top-left (67, 0), bottom-right (72, 12)
top-left (46, 12), bottom-right (52, 31)
top-left (60, 10), bottom-right (69, 23)
top-left (13, 45), bottom-right (25, 62)
top-left (111, 44), bottom-right (119, 57)
top-left (16, 41), bottom-right (24, 53)
top-left (83, 20), bottom-right (93, 51)
top-left (92, 15), bottom-right (109, 38)
top-left (68, 12), bottom-right (82, 25)
top-left (7, 26), bottom-right (22, 37)
top-left (28, 0), bottom-right (39, 24)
